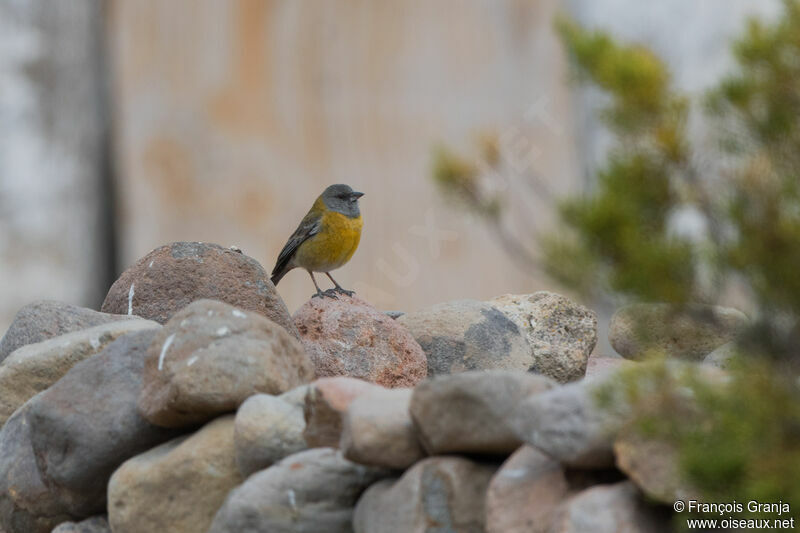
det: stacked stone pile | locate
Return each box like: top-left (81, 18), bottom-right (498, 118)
top-left (0, 242), bottom-right (744, 533)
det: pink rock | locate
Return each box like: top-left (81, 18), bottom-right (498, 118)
top-left (584, 356), bottom-right (634, 379)
top-left (293, 295), bottom-right (427, 388)
top-left (302, 377), bottom-right (382, 448)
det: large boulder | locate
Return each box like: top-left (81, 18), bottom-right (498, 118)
top-left (26, 330), bottom-right (179, 517)
top-left (410, 370), bottom-right (556, 455)
top-left (353, 456), bottom-right (497, 533)
top-left (294, 294), bottom-right (427, 387)
top-left (234, 389), bottom-right (309, 477)
top-left (208, 448), bottom-right (388, 533)
top-left (0, 319), bottom-right (159, 425)
top-left (138, 299), bottom-right (314, 427)
top-left (609, 303), bottom-right (748, 360)
top-left (0, 300), bottom-right (137, 363)
top-left (485, 446), bottom-right (569, 533)
top-left (340, 388), bottom-right (424, 469)
top-left (101, 242), bottom-right (298, 337)
top-left (303, 377), bottom-right (384, 448)
top-left (108, 416), bottom-right (242, 533)
top-left (489, 292), bottom-right (597, 382)
top-left (397, 299), bottom-right (531, 376)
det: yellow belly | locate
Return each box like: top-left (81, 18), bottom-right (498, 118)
top-left (293, 211), bottom-right (362, 272)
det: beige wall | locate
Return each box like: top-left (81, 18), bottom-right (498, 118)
top-left (109, 0), bottom-right (580, 314)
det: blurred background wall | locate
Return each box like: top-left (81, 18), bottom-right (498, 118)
top-left (0, 0), bottom-right (779, 336)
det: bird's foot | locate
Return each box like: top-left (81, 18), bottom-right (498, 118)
top-left (311, 288), bottom-right (339, 300)
top-left (332, 287), bottom-right (355, 297)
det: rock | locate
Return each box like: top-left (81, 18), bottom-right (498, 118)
top-left (0, 300), bottom-right (138, 363)
top-left (208, 448), bottom-right (388, 533)
top-left (614, 432), bottom-right (699, 504)
top-left (550, 482), bottom-right (667, 533)
top-left (101, 242), bottom-right (298, 337)
top-left (0, 399), bottom-right (72, 533)
top-left (703, 341), bottom-right (739, 369)
top-left (108, 416), bottom-right (242, 533)
top-left (303, 377), bottom-right (383, 448)
top-left (0, 320), bottom-right (160, 425)
top-left (353, 456), bottom-right (497, 533)
top-left (410, 370), bottom-right (556, 455)
top-left (51, 516), bottom-right (111, 533)
top-left (340, 388), bottom-right (424, 469)
top-left (294, 294), bottom-right (427, 387)
top-left (485, 446), bottom-right (569, 533)
top-left (510, 378), bottom-right (629, 468)
top-left (489, 292), bottom-right (597, 383)
top-left (584, 355), bottom-right (634, 379)
top-left (397, 299), bottom-right (531, 376)
top-left (609, 303), bottom-right (748, 361)
top-left (234, 393), bottom-right (307, 477)
top-left (26, 330), bottom-right (179, 517)
top-left (138, 299), bottom-right (313, 427)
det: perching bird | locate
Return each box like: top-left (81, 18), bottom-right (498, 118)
top-left (270, 184), bottom-right (364, 298)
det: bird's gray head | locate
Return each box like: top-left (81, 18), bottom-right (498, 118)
top-left (320, 184), bottom-right (364, 218)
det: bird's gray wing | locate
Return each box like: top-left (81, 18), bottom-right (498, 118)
top-left (270, 211), bottom-right (322, 284)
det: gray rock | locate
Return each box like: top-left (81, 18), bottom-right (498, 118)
top-left (101, 242), bottom-right (299, 337)
top-left (397, 299), bottom-right (532, 376)
top-left (340, 388), bottom-right (424, 469)
top-left (353, 456), bottom-right (497, 533)
top-left (0, 319), bottom-right (160, 425)
top-left (703, 341), bottom-right (739, 369)
top-left (410, 370), bottom-right (556, 455)
top-left (485, 446), bottom-right (569, 533)
top-left (550, 482), bottom-right (668, 533)
top-left (51, 516), bottom-right (111, 533)
top-left (27, 330), bottom-right (179, 517)
top-left (510, 378), bottom-right (628, 468)
top-left (489, 292), bottom-right (597, 383)
top-left (303, 377), bottom-right (383, 448)
top-left (234, 393), bottom-right (307, 477)
top-left (0, 399), bottom-right (72, 533)
top-left (0, 301), bottom-right (138, 363)
top-left (208, 448), bottom-right (388, 533)
top-left (108, 416), bottom-right (242, 533)
top-left (609, 303), bottom-right (748, 360)
top-left (138, 299), bottom-right (314, 428)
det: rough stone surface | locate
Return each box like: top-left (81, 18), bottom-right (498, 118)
top-left (340, 388), bottom-right (424, 469)
top-left (614, 432), bottom-right (699, 504)
top-left (703, 341), bottom-right (739, 369)
top-left (490, 292), bottom-right (597, 383)
top-left (0, 399), bottom-right (72, 533)
top-left (410, 370), bottom-right (556, 455)
top-left (108, 416), bottom-right (242, 533)
top-left (138, 299), bottom-right (314, 427)
top-left (208, 448), bottom-right (387, 533)
top-left (0, 319), bottom-right (159, 425)
top-left (486, 446), bottom-right (569, 533)
top-left (234, 393), bottom-right (307, 477)
top-left (353, 456), bottom-right (497, 533)
top-left (303, 377), bottom-right (383, 448)
top-left (101, 242), bottom-right (298, 337)
top-left (294, 294), bottom-right (427, 387)
top-left (0, 301), bottom-right (138, 363)
top-left (609, 303), bottom-right (749, 361)
top-left (397, 299), bottom-right (531, 376)
top-left (26, 330), bottom-right (179, 517)
top-left (550, 482), bottom-right (668, 533)
top-left (51, 516), bottom-right (111, 533)
top-left (510, 379), bottom-right (629, 468)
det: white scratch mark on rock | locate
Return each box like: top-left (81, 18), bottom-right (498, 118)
top-left (232, 309), bottom-right (247, 319)
top-left (287, 489), bottom-right (297, 511)
top-left (148, 260), bottom-right (154, 268)
top-left (187, 356), bottom-right (198, 366)
top-left (157, 333), bottom-right (176, 371)
top-left (215, 326), bottom-right (230, 338)
top-left (127, 284), bottom-right (135, 315)
top-left (207, 310), bottom-right (214, 317)
top-left (180, 319), bottom-right (190, 327)
top-left (501, 468), bottom-right (529, 479)
top-left (89, 337), bottom-right (100, 350)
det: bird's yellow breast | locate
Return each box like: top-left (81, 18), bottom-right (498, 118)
top-left (293, 210), bottom-right (362, 272)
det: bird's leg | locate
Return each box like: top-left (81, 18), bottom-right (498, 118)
top-left (309, 271), bottom-right (337, 299)
top-left (325, 272), bottom-right (355, 296)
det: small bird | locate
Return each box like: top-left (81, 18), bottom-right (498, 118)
top-left (270, 184), bottom-right (364, 299)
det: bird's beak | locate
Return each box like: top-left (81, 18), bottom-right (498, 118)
top-left (352, 191), bottom-right (364, 199)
